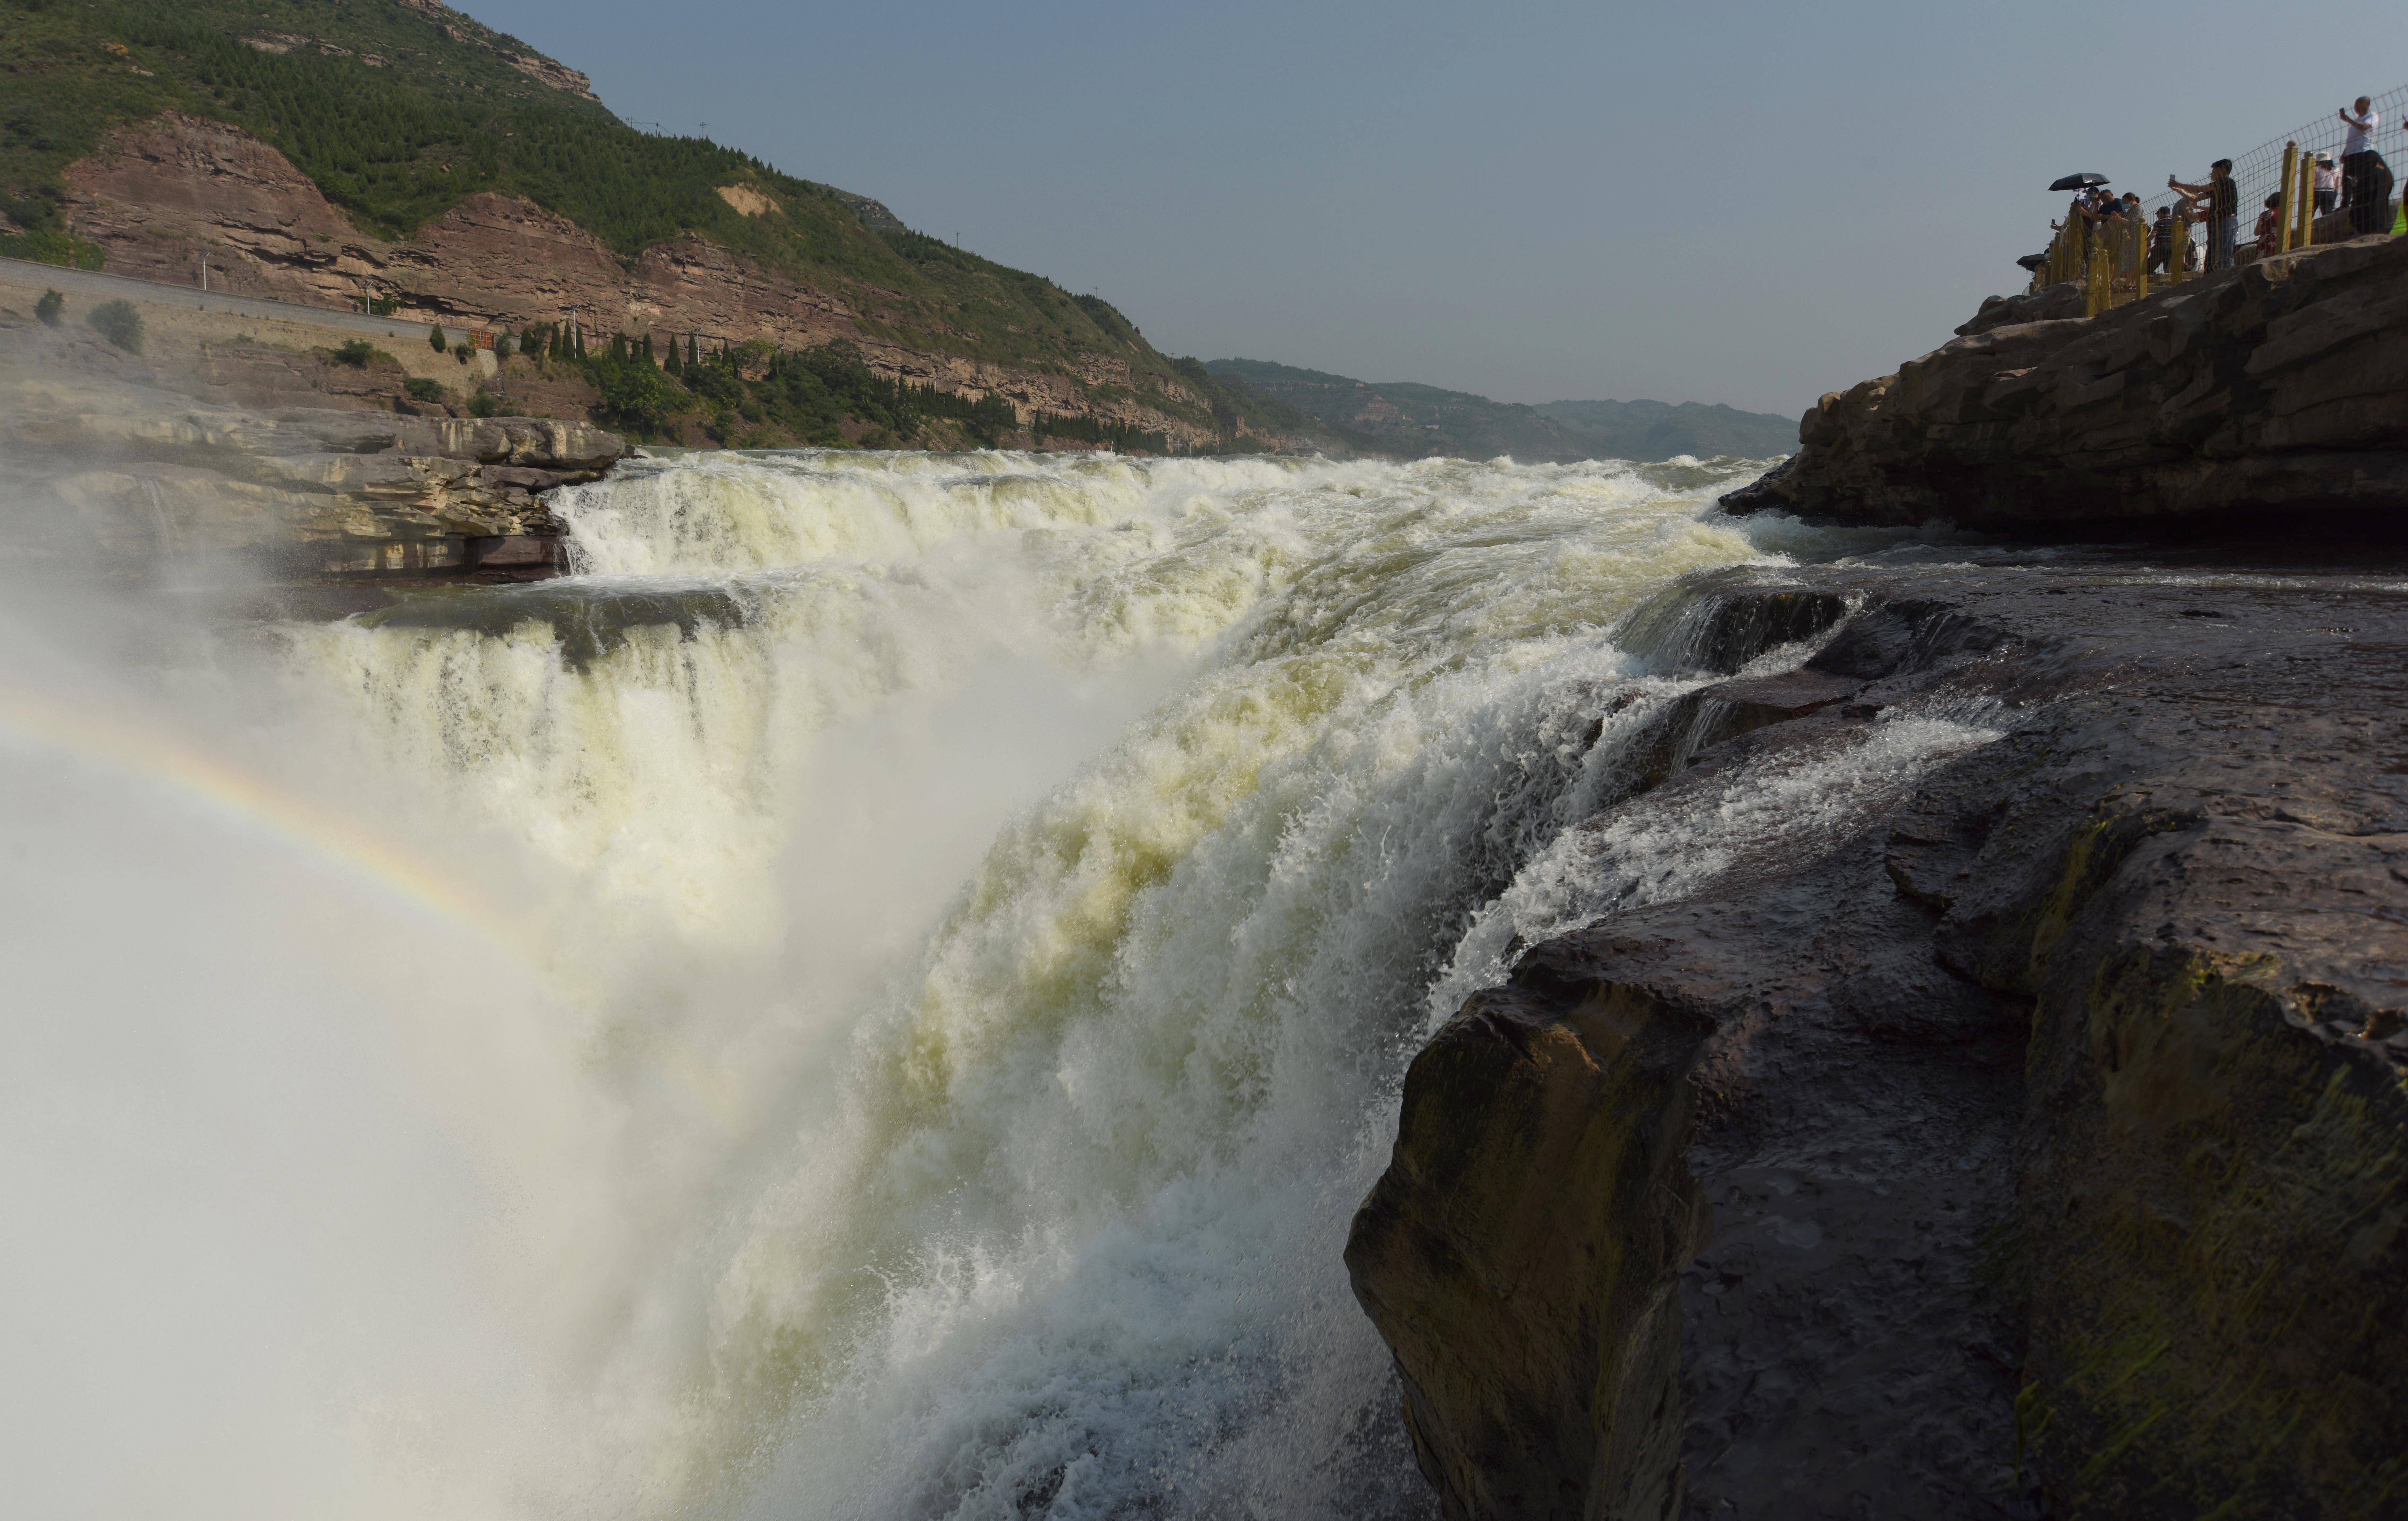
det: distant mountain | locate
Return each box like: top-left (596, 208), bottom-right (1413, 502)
top-left (1204, 359), bottom-right (1797, 463)
top-left (1531, 398), bottom-right (1799, 463)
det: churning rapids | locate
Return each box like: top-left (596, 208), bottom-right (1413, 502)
top-left (2, 450), bottom-right (2001, 1520)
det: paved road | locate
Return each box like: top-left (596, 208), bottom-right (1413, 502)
top-left (0, 256), bottom-right (472, 345)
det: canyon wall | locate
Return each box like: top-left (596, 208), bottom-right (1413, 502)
top-left (58, 114), bottom-right (1224, 445)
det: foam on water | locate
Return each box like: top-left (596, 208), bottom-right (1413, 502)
top-left (5, 449), bottom-right (1994, 1519)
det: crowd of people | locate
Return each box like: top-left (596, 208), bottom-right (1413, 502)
top-left (2047, 95), bottom-right (2400, 283)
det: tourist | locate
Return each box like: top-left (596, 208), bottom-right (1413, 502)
top-left (2339, 97), bottom-right (2392, 235)
top-left (2169, 160), bottom-right (2240, 271)
top-left (2256, 194), bottom-right (2286, 257)
top-left (2148, 205), bottom-right (2177, 274)
top-left (2314, 151), bottom-right (2341, 214)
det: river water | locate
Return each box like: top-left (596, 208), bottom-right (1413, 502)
top-left (1, 449), bottom-right (1996, 1519)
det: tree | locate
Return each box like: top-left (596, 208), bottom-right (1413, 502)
top-left (687, 332), bottom-right (699, 369)
top-left (88, 299), bottom-right (143, 353)
top-left (641, 332), bottom-right (656, 365)
top-left (590, 353), bottom-right (688, 437)
top-left (35, 289), bottom-right (63, 327)
top-left (428, 323), bottom-right (447, 353)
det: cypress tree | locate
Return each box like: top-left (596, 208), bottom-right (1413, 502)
top-left (642, 333), bottom-right (656, 364)
top-left (429, 324), bottom-right (447, 353)
top-left (687, 332), bottom-right (699, 369)
top-left (574, 327), bottom-right (587, 361)
top-left (665, 339), bottom-right (682, 377)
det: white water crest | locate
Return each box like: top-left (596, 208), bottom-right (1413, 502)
top-left (2, 448), bottom-right (1990, 1519)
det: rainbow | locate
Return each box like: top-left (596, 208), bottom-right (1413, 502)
top-left (0, 673), bottom-right (538, 968)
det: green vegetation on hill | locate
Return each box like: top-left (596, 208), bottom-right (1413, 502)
top-left (0, 0), bottom-right (1356, 450)
top-left (1531, 398), bottom-right (1799, 462)
top-left (554, 329), bottom-right (1172, 453)
top-left (1205, 358), bottom-right (1796, 462)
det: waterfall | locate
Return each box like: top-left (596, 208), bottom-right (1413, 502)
top-left (1, 449), bottom-right (1991, 1518)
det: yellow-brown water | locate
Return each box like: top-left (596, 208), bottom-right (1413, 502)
top-left (4, 449), bottom-right (1994, 1518)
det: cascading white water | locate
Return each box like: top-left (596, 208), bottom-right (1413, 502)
top-left (1, 448), bottom-right (1999, 1519)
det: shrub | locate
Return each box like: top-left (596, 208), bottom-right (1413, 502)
top-left (428, 324), bottom-right (447, 353)
top-left (0, 229), bottom-right (103, 270)
top-left (494, 332), bottom-right (514, 359)
top-left (467, 388), bottom-right (498, 418)
top-left (454, 345), bottom-right (471, 365)
top-left (588, 351), bottom-right (689, 436)
top-left (35, 289), bottom-right (63, 326)
top-left (403, 376), bottom-right (445, 403)
top-left (330, 338), bottom-right (393, 367)
top-left (87, 299), bottom-right (142, 353)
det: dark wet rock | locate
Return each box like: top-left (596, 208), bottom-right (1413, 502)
top-left (1348, 556), bottom-right (2408, 1519)
top-left (1721, 236), bottom-right (2408, 532)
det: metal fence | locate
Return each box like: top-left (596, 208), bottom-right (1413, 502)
top-left (2029, 84), bottom-right (2408, 304)
top-left (2137, 83), bottom-right (2408, 235)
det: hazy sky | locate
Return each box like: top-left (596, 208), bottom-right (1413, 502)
top-left (464, 0), bottom-right (2408, 417)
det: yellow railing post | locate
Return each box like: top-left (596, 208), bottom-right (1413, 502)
top-left (2135, 213), bottom-right (2149, 302)
top-left (2297, 152), bottom-right (2316, 248)
top-left (2278, 142), bottom-right (2299, 254)
top-left (2086, 235), bottom-right (2109, 316)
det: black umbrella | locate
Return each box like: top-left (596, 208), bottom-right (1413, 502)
top-left (2016, 253), bottom-right (2049, 271)
top-left (2049, 172), bottom-right (2110, 192)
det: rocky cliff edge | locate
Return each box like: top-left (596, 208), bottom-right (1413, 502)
top-left (1724, 235), bottom-right (2408, 532)
top-left (0, 369), bottom-right (625, 580)
top-left (1348, 564), bottom-right (2408, 1518)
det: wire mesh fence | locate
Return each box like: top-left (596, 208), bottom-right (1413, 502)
top-left (2138, 84), bottom-right (2408, 226)
top-left (2028, 84), bottom-right (2407, 298)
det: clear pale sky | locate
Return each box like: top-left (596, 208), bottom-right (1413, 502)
top-left (465, 0), bottom-right (2408, 418)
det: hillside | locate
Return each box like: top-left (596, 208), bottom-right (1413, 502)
top-left (1205, 358), bottom-right (1796, 462)
top-left (0, 0), bottom-right (1352, 453)
top-left (1531, 398), bottom-right (1799, 462)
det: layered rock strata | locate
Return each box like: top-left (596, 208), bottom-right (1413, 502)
top-left (58, 114), bottom-right (1218, 445)
top-left (1348, 561), bottom-right (2408, 1518)
top-left (0, 371), bottom-right (624, 580)
top-left (1724, 235), bottom-right (2408, 530)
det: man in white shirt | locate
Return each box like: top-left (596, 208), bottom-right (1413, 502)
top-left (2342, 98), bottom-right (2380, 155)
top-left (2338, 97), bottom-right (2393, 234)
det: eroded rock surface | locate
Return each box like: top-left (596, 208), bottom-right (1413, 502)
top-left (0, 371), bottom-right (625, 578)
top-left (1348, 560), bottom-right (2408, 1519)
top-left (1724, 236), bottom-right (2408, 531)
